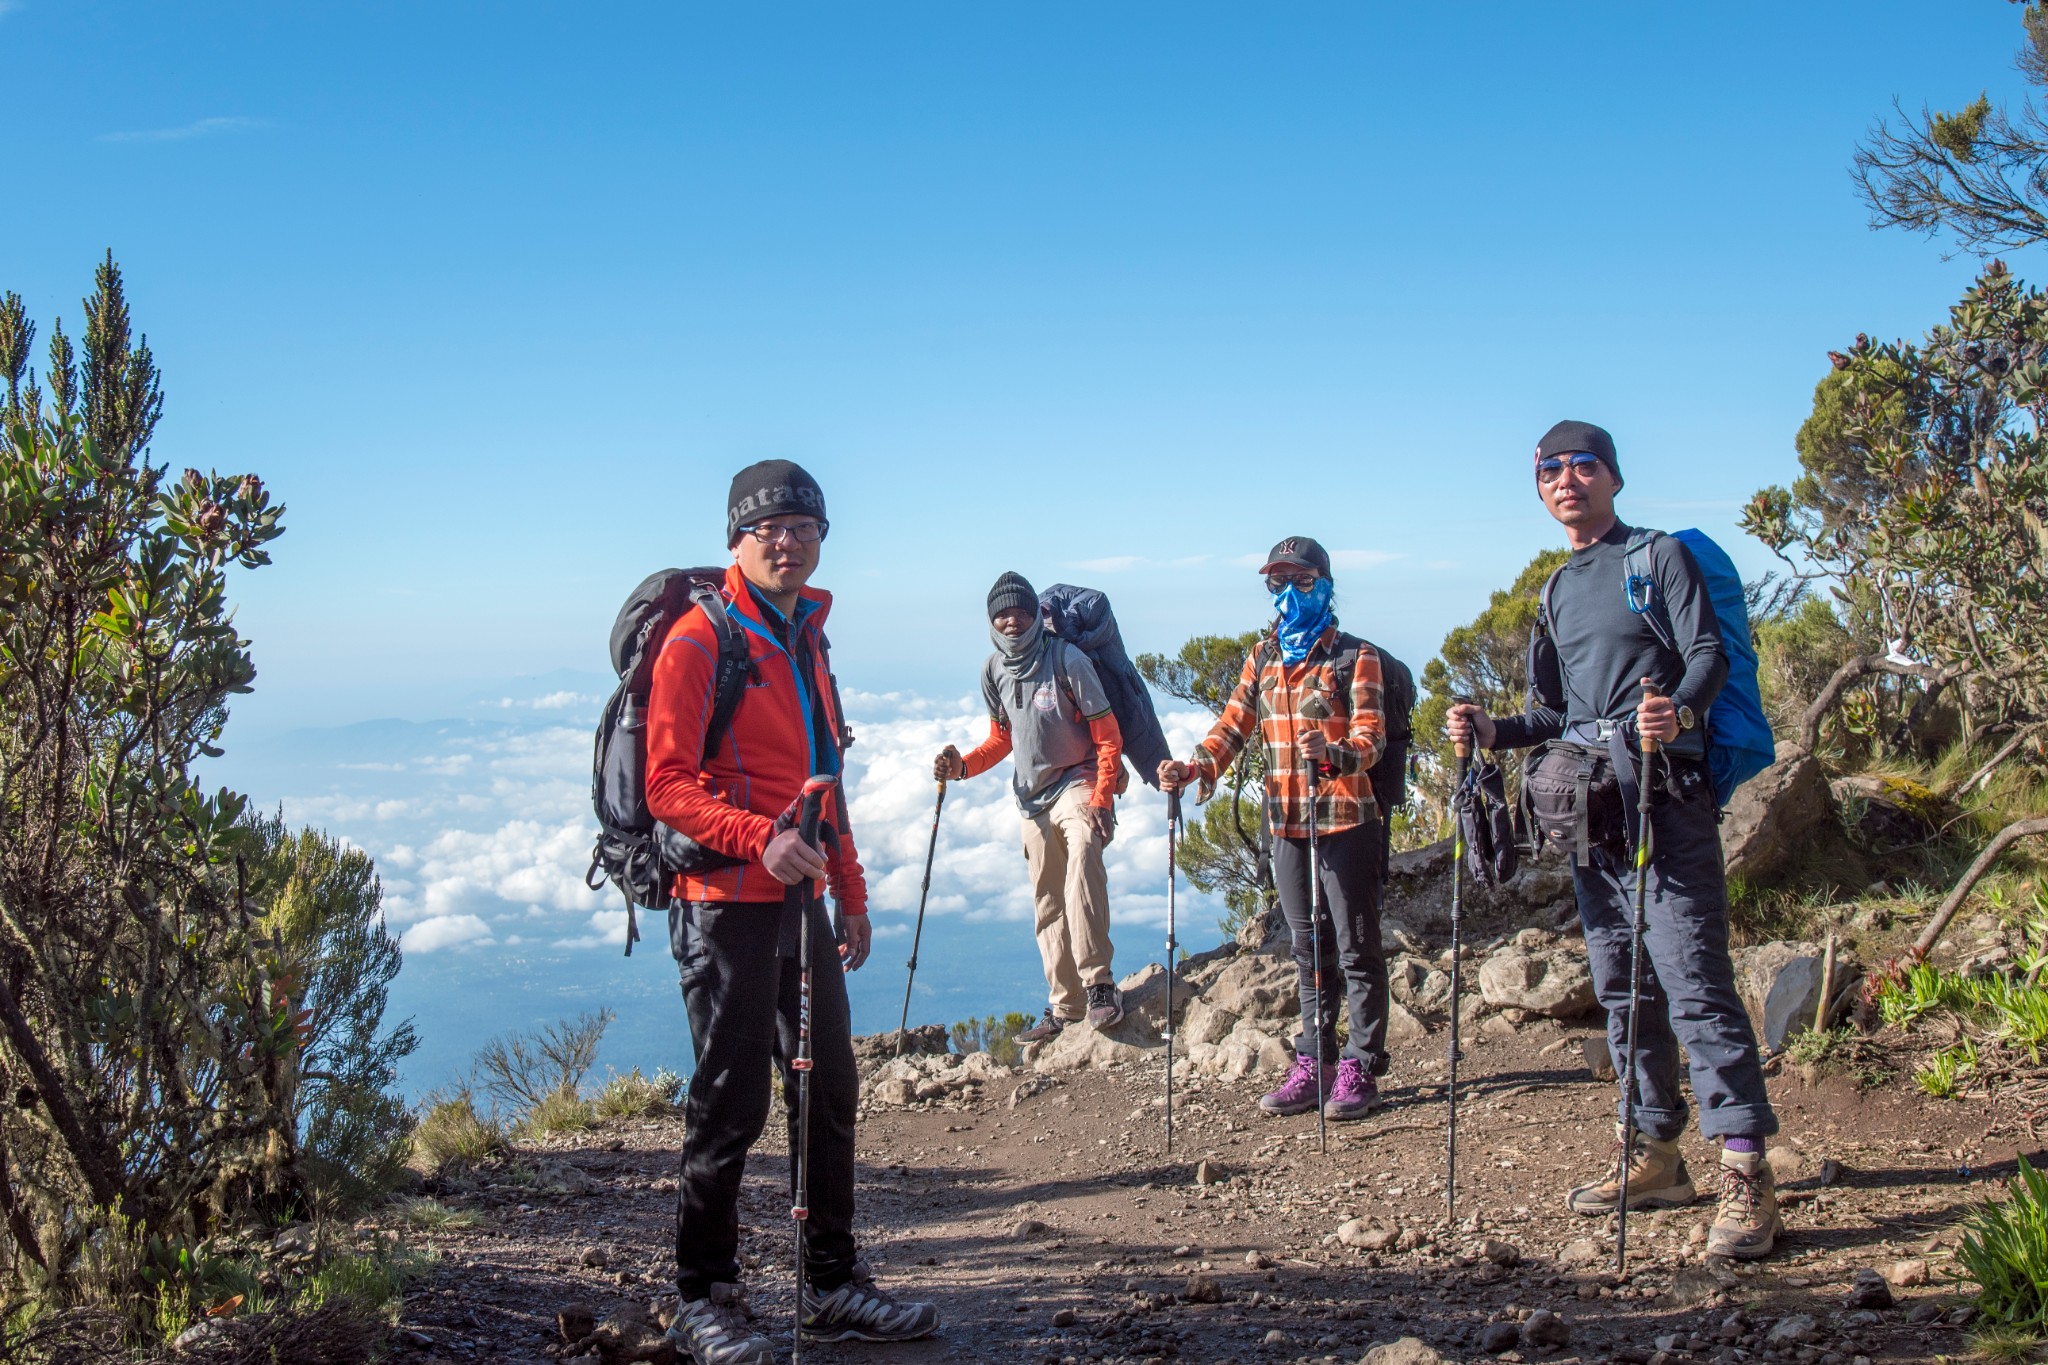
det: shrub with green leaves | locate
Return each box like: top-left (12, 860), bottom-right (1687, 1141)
top-left (0, 260), bottom-right (303, 1321)
top-left (594, 1067), bottom-right (684, 1119)
top-left (518, 1084), bottom-right (595, 1137)
top-left (949, 1013), bottom-right (1033, 1067)
top-left (1959, 1156), bottom-right (2048, 1338)
top-left (410, 1091), bottom-right (507, 1174)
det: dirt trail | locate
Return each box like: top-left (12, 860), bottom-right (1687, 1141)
top-left (376, 1018), bottom-right (2033, 1365)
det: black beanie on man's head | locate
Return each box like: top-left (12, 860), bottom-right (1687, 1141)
top-left (727, 460), bottom-right (827, 545)
top-left (987, 572), bottom-right (1037, 621)
top-left (1534, 420), bottom-right (1623, 490)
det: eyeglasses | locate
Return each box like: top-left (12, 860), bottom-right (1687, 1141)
top-left (737, 519), bottom-right (828, 546)
top-left (1265, 571), bottom-right (1319, 592)
top-left (1535, 452), bottom-right (1606, 483)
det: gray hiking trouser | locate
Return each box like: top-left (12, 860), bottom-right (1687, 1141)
top-left (1273, 821), bottom-right (1390, 1073)
top-left (1574, 764), bottom-right (1777, 1143)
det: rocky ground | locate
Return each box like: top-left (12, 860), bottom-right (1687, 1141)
top-left (363, 840), bottom-right (2043, 1365)
top-left (371, 1010), bottom-right (2030, 1364)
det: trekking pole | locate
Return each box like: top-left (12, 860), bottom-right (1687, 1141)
top-left (1447, 729), bottom-right (1471, 1230)
top-left (1165, 784), bottom-right (1182, 1155)
top-left (1306, 761), bottom-right (1327, 1157)
top-left (896, 776), bottom-right (948, 1053)
top-left (789, 773), bottom-right (836, 1364)
top-left (1615, 682), bottom-right (1660, 1280)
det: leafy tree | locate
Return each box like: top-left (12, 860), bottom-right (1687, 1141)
top-left (242, 813), bottom-right (417, 1218)
top-left (1745, 262), bottom-right (2048, 750)
top-left (1854, 3), bottom-right (2048, 254)
top-left (1136, 630), bottom-right (1263, 718)
top-left (0, 259), bottom-right (301, 1323)
top-left (1137, 630), bottom-right (1270, 936)
top-left (1412, 549), bottom-right (1569, 764)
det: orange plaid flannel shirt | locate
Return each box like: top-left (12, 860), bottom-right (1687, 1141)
top-left (1184, 627), bottom-right (1386, 838)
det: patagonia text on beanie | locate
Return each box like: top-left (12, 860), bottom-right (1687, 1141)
top-left (987, 572), bottom-right (1037, 621)
top-left (727, 460), bottom-right (827, 545)
top-left (1534, 420), bottom-right (1622, 489)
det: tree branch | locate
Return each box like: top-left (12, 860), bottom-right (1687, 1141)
top-left (1910, 815), bottom-right (2048, 962)
top-left (1796, 653), bottom-right (1959, 752)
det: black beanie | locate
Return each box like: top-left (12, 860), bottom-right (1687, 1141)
top-left (987, 571), bottom-right (1037, 621)
top-left (727, 460), bottom-right (827, 545)
top-left (1534, 420), bottom-right (1622, 489)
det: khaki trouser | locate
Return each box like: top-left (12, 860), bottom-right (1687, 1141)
top-left (1019, 782), bottom-right (1115, 1021)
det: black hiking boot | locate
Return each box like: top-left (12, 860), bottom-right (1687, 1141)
top-left (1085, 983), bottom-right (1125, 1029)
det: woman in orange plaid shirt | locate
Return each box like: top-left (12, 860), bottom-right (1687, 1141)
top-left (1159, 536), bottom-right (1393, 1122)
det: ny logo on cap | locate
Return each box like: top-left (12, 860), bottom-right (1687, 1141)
top-left (1278, 539), bottom-right (1301, 555)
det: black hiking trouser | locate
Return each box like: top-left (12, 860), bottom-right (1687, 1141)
top-left (1573, 763), bottom-right (1777, 1143)
top-left (1273, 820), bottom-right (1390, 1073)
top-left (670, 897), bottom-right (860, 1300)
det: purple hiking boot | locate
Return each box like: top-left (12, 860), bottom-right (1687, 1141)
top-left (1258, 1053), bottom-right (1334, 1116)
top-left (1323, 1057), bottom-right (1380, 1121)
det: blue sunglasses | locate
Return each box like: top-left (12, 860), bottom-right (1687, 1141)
top-left (1535, 452), bottom-right (1606, 482)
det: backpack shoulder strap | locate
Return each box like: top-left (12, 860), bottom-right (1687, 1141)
top-left (1622, 528), bottom-right (1679, 656)
top-left (1538, 565), bottom-right (1565, 636)
top-left (694, 584), bottom-right (754, 762)
top-left (1247, 635), bottom-right (1278, 709)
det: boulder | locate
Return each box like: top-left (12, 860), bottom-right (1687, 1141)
top-left (1338, 1216), bottom-right (1399, 1250)
top-left (1477, 948), bottom-right (1596, 1019)
top-left (1031, 1019), bottom-right (1151, 1072)
top-left (1734, 940), bottom-right (1860, 1050)
top-left (1202, 952), bottom-right (1299, 1024)
top-left (1721, 749), bottom-right (1832, 884)
top-left (1478, 1321), bottom-right (1522, 1354)
top-left (1832, 772), bottom-right (1947, 852)
top-left (1521, 1309), bottom-right (1571, 1350)
top-left (1235, 903), bottom-right (1288, 953)
top-left (852, 1025), bottom-right (948, 1059)
top-left (1179, 997), bottom-right (1240, 1047)
top-left (1380, 917), bottom-right (1426, 954)
top-left (1112, 961), bottom-right (1192, 1043)
top-left (1180, 1022), bottom-right (1294, 1078)
top-left (1360, 1337), bottom-right (1446, 1365)
top-left (1385, 1001), bottom-right (1430, 1044)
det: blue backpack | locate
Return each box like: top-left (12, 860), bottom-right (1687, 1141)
top-left (1541, 528), bottom-right (1775, 807)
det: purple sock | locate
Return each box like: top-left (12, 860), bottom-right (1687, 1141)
top-left (1723, 1136), bottom-right (1762, 1154)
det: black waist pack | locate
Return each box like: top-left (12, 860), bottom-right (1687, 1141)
top-left (1522, 742), bottom-right (1625, 866)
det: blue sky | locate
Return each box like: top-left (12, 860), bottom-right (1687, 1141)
top-left (2, 2), bottom-right (2032, 1082)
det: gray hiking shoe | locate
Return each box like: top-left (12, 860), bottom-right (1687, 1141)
top-left (800, 1259), bottom-right (941, 1342)
top-left (667, 1283), bottom-right (773, 1365)
top-left (1013, 1008), bottom-right (1064, 1044)
top-left (1085, 983), bottom-right (1125, 1029)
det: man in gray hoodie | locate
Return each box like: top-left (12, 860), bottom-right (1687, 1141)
top-left (935, 572), bottom-right (1127, 1042)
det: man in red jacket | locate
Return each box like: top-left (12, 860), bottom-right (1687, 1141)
top-left (646, 461), bottom-right (939, 1364)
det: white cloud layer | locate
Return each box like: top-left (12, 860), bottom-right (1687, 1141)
top-left (250, 687), bottom-right (1225, 958)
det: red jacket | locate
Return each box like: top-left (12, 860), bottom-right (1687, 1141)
top-left (644, 563), bottom-right (868, 913)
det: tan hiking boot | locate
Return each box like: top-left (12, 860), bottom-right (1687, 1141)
top-left (1566, 1126), bottom-right (1697, 1216)
top-left (1706, 1147), bottom-right (1780, 1258)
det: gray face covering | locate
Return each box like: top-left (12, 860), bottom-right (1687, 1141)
top-left (991, 614), bottom-right (1045, 681)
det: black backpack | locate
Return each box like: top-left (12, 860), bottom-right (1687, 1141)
top-left (1038, 583), bottom-right (1173, 787)
top-left (585, 568), bottom-right (754, 954)
top-left (1252, 632), bottom-right (1416, 825)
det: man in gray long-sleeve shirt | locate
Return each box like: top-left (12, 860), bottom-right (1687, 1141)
top-left (1450, 420), bottom-right (1780, 1260)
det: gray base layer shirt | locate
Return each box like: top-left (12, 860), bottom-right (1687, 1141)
top-left (983, 639), bottom-right (1113, 818)
top-left (1494, 521), bottom-right (1728, 757)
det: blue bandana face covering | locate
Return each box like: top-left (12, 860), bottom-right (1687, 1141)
top-left (1272, 577), bottom-right (1335, 663)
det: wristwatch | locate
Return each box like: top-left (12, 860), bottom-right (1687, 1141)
top-left (1676, 704), bottom-right (1697, 732)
